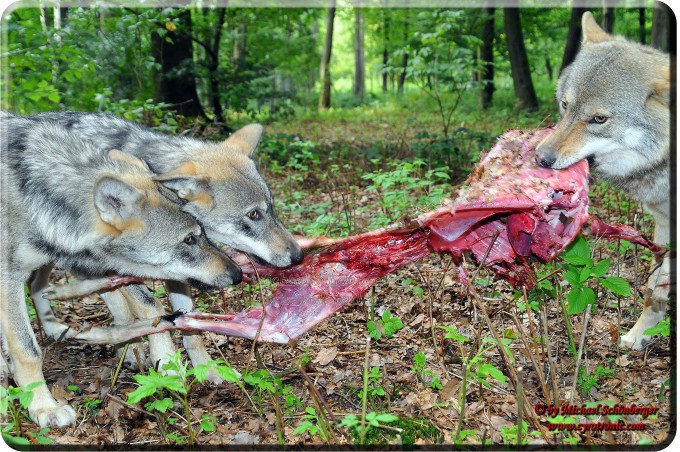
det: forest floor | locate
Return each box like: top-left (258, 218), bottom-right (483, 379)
top-left (3, 113), bottom-right (672, 449)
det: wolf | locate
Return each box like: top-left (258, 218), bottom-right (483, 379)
top-left (0, 113), bottom-right (242, 427)
top-left (26, 111), bottom-right (303, 382)
top-left (536, 12), bottom-right (671, 350)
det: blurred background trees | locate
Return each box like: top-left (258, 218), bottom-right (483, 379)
top-left (1, 3), bottom-right (670, 132)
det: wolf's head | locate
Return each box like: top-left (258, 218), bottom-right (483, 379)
top-left (536, 12), bottom-right (670, 180)
top-left (95, 151), bottom-right (242, 290)
top-left (153, 125), bottom-right (303, 268)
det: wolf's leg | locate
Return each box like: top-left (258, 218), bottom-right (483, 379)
top-left (29, 264), bottom-right (69, 340)
top-left (166, 281), bottom-right (224, 384)
top-left (44, 275), bottom-right (145, 301)
top-left (100, 289), bottom-right (149, 369)
top-left (620, 209), bottom-right (672, 350)
top-left (116, 285), bottom-right (178, 372)
top-left (1, 277), bottom-right (76, 427)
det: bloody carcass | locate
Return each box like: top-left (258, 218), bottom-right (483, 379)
top-left (47, 128), bottom-right (660, 345)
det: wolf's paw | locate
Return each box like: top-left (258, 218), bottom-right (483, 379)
top-left (30, 401), bottom-right (76, 428)
top-left (619, 332), bottom-right (649, 350)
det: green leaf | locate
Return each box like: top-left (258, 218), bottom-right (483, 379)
top-left (2, 433), bottom-right (30, 446)
top-left (192, 364), bottom-right (211, 384)
top-left (644, 317), bottom-right (670, 337)
top-left (144, 397), bottom-right (173, 413)
top-left (567, 287), bottom-right (595, 315)
top-left (436, 325), bottom-right (468, 343)
top-left (338, 414), bottom-right (359, 428)
top-left (476, 363), bottom-right (507, 385)
top-left (562, 235), bottom-right (591, 265)
top-left (562, 268), bottom-right (582, 287)
top-left (600, 277), bottom-right (632, 297)
top-left (590, 259), bottom-right (610, 277)
top-left (18, 388), bottom-right (34, 409)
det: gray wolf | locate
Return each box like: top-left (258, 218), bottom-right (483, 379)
top-left (536, 12), bottom-right (671, 349)
top-left (27, 112), bottom-right (302, 382)
top-left (0, 113), bottom-right (242, 427)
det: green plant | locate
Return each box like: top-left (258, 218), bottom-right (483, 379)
top-left (127, 351), bottom-right (243, 445)
top-left (561, 235), bottom-right (632, 314)
top-left (1, 382), bottom-right (52, 446)
top-left (644, 315), bottom-right (670, 339)
top-left (411, 351), bottom-right (442, 390)
top-left (338, 412), bottom-right (399, 444)
top-left (362, 159), bottom-right (451, 228)
top-left (367, 309), bottom-right (404, 341)
top-left (293, 406), bottom-right (331, 442)
top-left (500, 420), bottom-right (540, 445)
top-left (358, 367), bottom-right (386, 403)
top-left (577, 365), bottom-right (616, 396)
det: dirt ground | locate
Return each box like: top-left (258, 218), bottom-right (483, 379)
top-left (6, 190), bottom-right (670, 450)
top-left (1, 124), bottom-right (672, 449)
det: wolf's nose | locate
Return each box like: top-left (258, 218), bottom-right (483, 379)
top-left (289, 243), bottom-right (304, 266)
top-left (536, 153), bottom-right (555, 168)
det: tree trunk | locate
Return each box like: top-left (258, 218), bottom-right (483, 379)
top-left (233, 24), bottom-right (247, 73)
top-left (639, 8), bottom-right (646, 44)
top-left (560, 7), bottom-right (588, 74)
top-left (504, 8), bottom-right (538, 110)
top-left (151, 9), bottom-right (202, 117)
top-left (353, 8), bottom-right (365, 99)
top-left (651, 1), bottom-right (672, 53)
top-left (602, 2), bottom-right (615, 33)
top-left (208, 9), bottom-right (227, 124)
top-left (479, 6), bottom-right (495, 109)
top-left (382, 11), bottom-right (390, 93)
top-left (397, 9), bottom-right (409, 97)
top-left (545, 53), bottom-right (553, 81)
top-left (319, 2), bottom-right (336, 110)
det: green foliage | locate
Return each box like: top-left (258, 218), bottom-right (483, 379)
top-left (127, 351), bottom-right (243, 445)
top-left (1, 382), bottom-right (52, 446)
top-left (561, 235), bottom-right (632, 315)
top-left (293, 406), bottom-right (330, 441)
top-left (367, 309), bottom-right (404, 341)
top-left (363, 159), bottom-right (451, 228)
top-left (398, 10), bottom-right (482, 136)
top-left (500, 420), bottom-right (540, 445)
top-left (358, 367), bottom-right (386, 403)
top-left (411, 351), bottom-right (442, 390)
top-left (577, 365), bottom-right (616, 396)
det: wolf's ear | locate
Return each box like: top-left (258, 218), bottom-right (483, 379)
top-left (153, 173), bottom-right (213, 206)
top-left (224, 124), bottom-right (264, 157)
top-left (94, 175), bottom-right (143, 226)
top-left (650, 69), bottom-right (671, 107)
top-left (107, 149), bottom-right (150, 171)
top-left (581, 11), bottom-right (610, 45)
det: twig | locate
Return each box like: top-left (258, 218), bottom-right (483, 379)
top-left (244, 254), bottom-right (266, 374)
top-left (413, 263), bottom-right (445, 375)
top-left (360, 335), bottom-right (371, 445)
top-left (517, 366), bottom-right (524, 446)
top-left (511, 311), bottom-right (551, 406)
top-left (569, 304), bottom-right (592, 404)
top-left (541, 305), bottom-right (561, 405)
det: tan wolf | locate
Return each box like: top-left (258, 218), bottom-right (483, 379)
top-left (536, 12), bottom-right (671, 350)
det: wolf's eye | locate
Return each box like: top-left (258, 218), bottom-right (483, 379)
top-left (591, 115), bottom-right (608, 124)
top-left (184, 233), bottom-right (197, 245)
top-left (248, 209), bottom-right (261, 221)
top-left (560, 100), bottom-right (568, 110)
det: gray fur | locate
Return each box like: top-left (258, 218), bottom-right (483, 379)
top-left (1, 113), bottom-right (241, 427)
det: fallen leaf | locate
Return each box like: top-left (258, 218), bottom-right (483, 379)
top-left (313, 347), bottom-right (338, 366)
